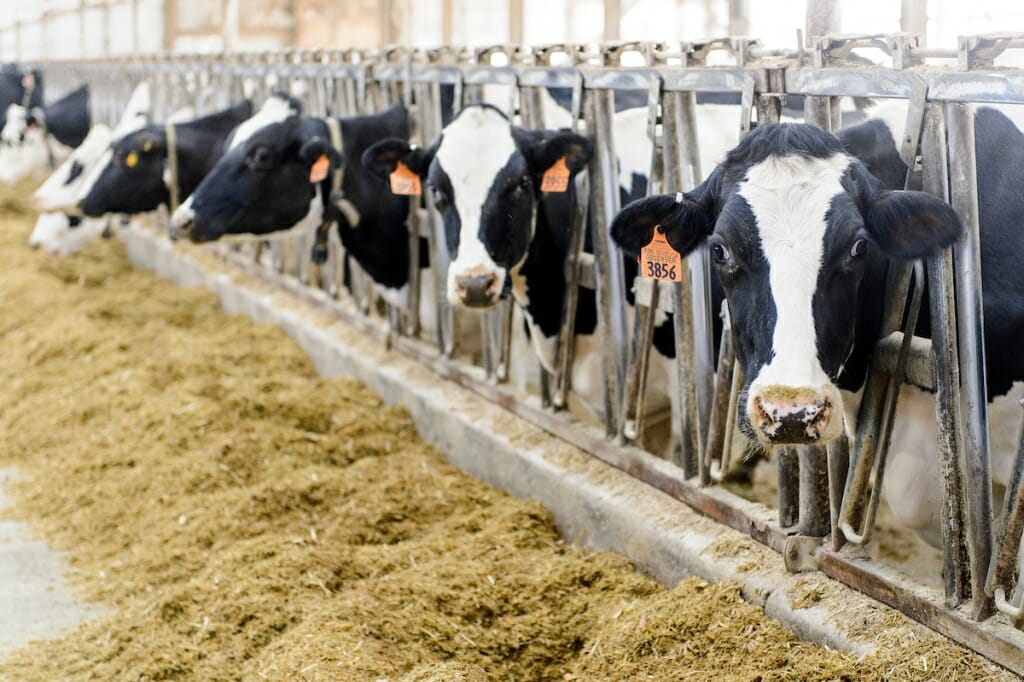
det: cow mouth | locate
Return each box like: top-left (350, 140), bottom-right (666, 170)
top-left (749, 389), bottom-right (837, 446)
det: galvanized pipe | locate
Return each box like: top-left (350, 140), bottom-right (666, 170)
top-left (947, 101), bottom-right (995, 620)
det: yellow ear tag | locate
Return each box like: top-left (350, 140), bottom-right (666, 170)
top-left (389, 161), bottom-right (421, 195)
top-left (540, 155), bottom-right (570, 192)
top-left (125, 151), bottom-right (139, 168)
top-left (309, 154), bottom-right (330, 183)
top-left (638, 226), bottom-right (683, 282)
top-left (143, 140), bottom-right (153, 152)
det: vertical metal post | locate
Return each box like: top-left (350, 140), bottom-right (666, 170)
top-left (661, 90), bottom-right (701, 474)
top-left (778, 447), bottom-right (799, 528)
top-left (947, 101), bottom-right (994, 620)
top-left (604, 0), bottom-right (621, 41)
top-left (799, 445), bottom-right (831, 537)
top-left (586, 88), bottom-right (628, 437)
top-left (827, 434), bottom-right (850, 550)
top-left (922, 101), bottom-right (970, 607)
top-left (805, 0), bottom-right (840, 46)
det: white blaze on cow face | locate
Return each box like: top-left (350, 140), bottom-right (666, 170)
top-left (435, 106), bottom-right (518, 308)
top-left (33, 124), bottom-right (113, 211)
top-left (739, 152), bottom-right (851, 445)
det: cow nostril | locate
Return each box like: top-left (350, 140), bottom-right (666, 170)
top-left (455, 272), bottom-right (497, 292)
top-left (752, 388), bottom-right (832, 444)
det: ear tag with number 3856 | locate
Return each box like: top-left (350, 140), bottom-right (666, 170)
top-left (639, 226), bottom-right (682, 282)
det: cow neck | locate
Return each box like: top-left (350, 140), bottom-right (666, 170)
top-left (165, 121), bottom-right (180, 212)
top-left (511, 198), bottom-right (567, 359)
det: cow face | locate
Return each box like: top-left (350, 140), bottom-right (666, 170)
top-left (611, 123), bottom-right (961, 448)
top-left (170, 115), bottom-right (332, 242)
top-left (363, 105), bottom-right (591, 309)
top-left (32, 124), bottom-right (112, 211)
top-left (0, 103), bottom-right (49, 184)
top-left (79, 128), bottom-right (168, 216)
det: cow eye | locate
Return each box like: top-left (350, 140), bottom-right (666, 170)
top-left (248, 147), bottom-right (273, 169)
top-left (710, 241), bottom-right (731, 265)
top-left (850, 238), bottom-right (867, 259)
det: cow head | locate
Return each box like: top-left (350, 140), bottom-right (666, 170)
top-left (32, 123), bottom-right (113, 211)
top-left (170, 115), bottom-right (330, 242)
top-left (611, 123), bottom-right (961, 447)
top-left (168, 95), bottom-right (316, 242)
top-left (362, 104), bottom-right (591, 309)
top-left (29, 211), bottom-right (108, 256)
top-left (79, 127), bottom-right (168, 216)
top-left (0, 103), bottom-right (49, 184)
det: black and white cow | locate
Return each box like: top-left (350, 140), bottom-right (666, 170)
top-left (0, 84), bottom-right (90, 183)
top-left (0, 64), bottom-right (42, 129)
top-left (611, 109), bottom-right (1024, 544)
top-left (362, 103), bottom-right (680, 428)
top-left (169, 102), bottom-right (423, 306)
top-left (79, 99), bottom-right (253, 217)
top-left (28, 82), bottom-right (156, 256)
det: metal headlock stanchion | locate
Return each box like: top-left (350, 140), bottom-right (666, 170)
top-left (36, 34), bottom-right (1024, 673)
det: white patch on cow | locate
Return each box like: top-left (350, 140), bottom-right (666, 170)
top-left (33, 124), bottom-right (113, 211)
top-left (740, 152), bottom-right (851, 441)
top-left (613, 107), bottom-right (651, 195)
top-left (218, 187), bottom-right (323, 243)
top-left (169, 194), bottom-right (194, 237)
top-left (435, 107), bottom-right (518, 305)
top-left (76, 147), bottom-right (113, 206)
top-left (28, 212), bottom-right (108, 256)
top-left (226, 95), bottom-right (297, 150)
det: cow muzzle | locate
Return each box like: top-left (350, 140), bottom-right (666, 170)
top-left (748, 385), bottom-right (840, 445)
top-left (168, 205), bottom-right (194, 242)
top-left (451, 268), bottom-right (502, 309)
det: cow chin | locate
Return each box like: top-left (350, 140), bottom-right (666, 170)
top-left (745, 382), bottom-right (845, 448)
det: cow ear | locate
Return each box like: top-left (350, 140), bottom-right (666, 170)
top-left (361, 138), bottom-right (433, 179)
top-left (864, 190), bottom-right (963, 260)
top-left (523, 131), bottom-right (593, 175)
top-left (298, 137), bottom-right (342, 180)
top-left (611, 165), bottom-right (723, 258)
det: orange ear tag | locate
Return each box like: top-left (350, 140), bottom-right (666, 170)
top-left (389, 161), bottom-right (421, 195)
top-left (309, 154), bottom-right (330, 183)
top-left (540, 155), bottom-right (570, 192)
top-left (638, 227), bottom-right (683, 282)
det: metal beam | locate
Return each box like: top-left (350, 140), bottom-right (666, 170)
top-left (604, 0), bottom-right (620, 41)
top-left (509, 0), bottom-right (523, 45)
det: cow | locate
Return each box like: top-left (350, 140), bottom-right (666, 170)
top-left (167, 101), bottom-right (428, 312)
top-left (79, 99), bottom-right (253, 218)
top-left (610, 108), bottom-right (1024, 546)
top-left (28, 82), bottom-right (159, 256)
top-left (0, 85), bottom-right (90, 184)
top-left (361, 103), bottom-right (682, 438)
top-left (0, 64), bottom-right (43, 129)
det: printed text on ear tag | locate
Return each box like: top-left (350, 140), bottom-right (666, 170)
top-left (540, 156), bottom-right (570, 192)
top-left (639, 227), bottom-right (683, 282)
top-left (390, 161), bottom-right (421, 195)
top-left (309, 154), bottom-right (330, 183)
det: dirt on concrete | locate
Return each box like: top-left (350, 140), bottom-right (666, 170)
top-left (0, 182), bottom-right (1015, 680)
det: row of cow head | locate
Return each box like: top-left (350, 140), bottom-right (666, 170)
top-left (26, 84), bottom-right (973, 459)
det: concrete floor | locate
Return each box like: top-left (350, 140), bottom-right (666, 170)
top-left (0, 469), bottom-right (96, 658)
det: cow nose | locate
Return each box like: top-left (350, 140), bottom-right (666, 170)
top-left (454, 271), bottom-right (499, 308)
top-left (750, 386), bottom-right (833, 444)
top-left (168, 216), bottom-right (193, 242)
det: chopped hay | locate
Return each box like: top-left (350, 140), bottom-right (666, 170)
top-left (0, 182), bottom-right (1015, 681)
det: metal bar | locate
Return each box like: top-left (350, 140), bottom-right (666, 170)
top-left (585, 88), bottom-right (627, 437)
top-left (947, 100), bottom-right (995, 620)
top-left (827, 434), bottom-right (849, 551)
top-left (778, 447), bottom-right (799, 529)
top-left (922, 101), bottom-right (970, 608)
top-left (702, 304), bottom-right (733, 486)
top-left (988, 403), bottom-right (1024, 620)
top-left (799, 445), bottom-right (831, 537)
